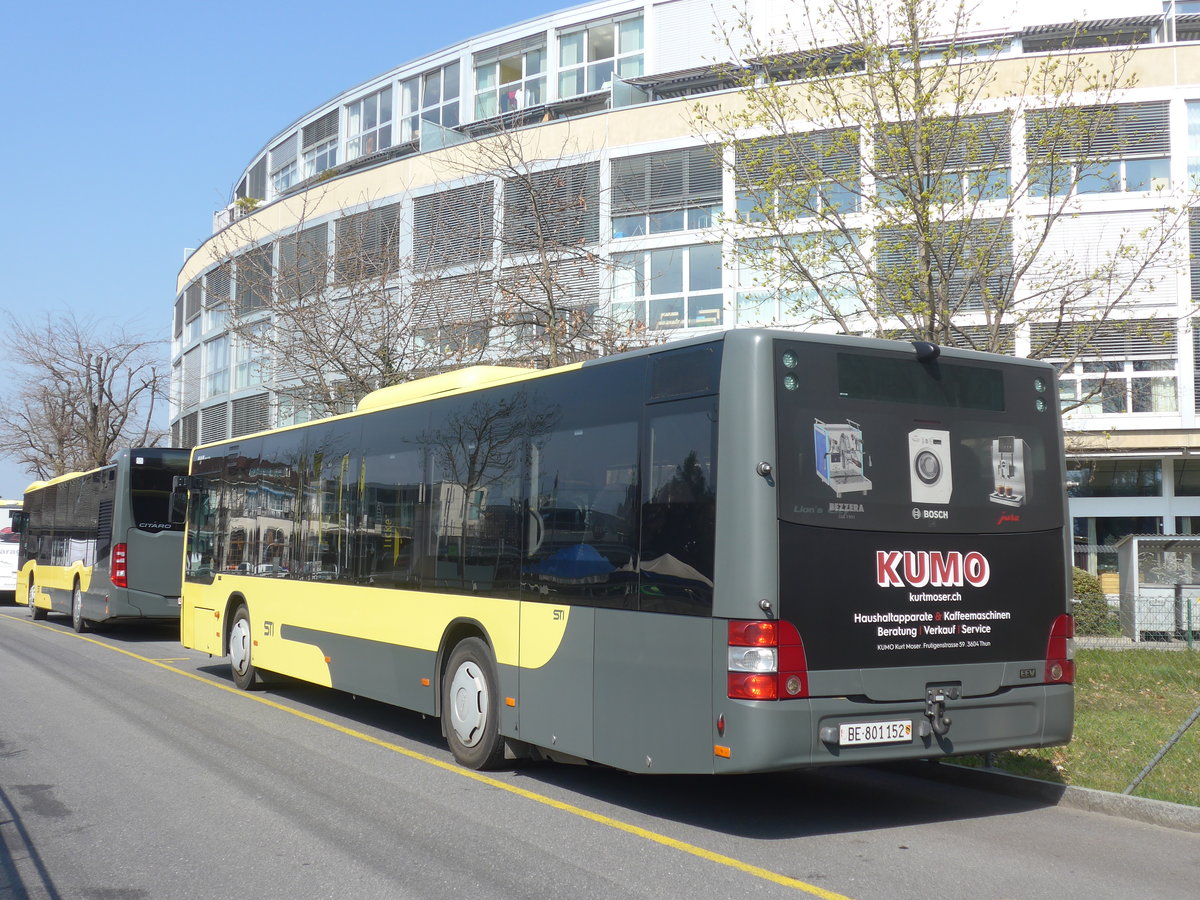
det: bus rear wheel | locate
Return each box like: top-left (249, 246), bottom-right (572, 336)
top-left (28, 582), bottom-right (46, 621)
top-left (71, 583), bottom-right (88, 633)
top-left (229, 604), bottom-right (260, 690)
top-left (442, 638), bottom-right (505, 770)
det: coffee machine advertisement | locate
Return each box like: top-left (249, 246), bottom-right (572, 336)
top-left (989, 435), bottom-right (1030, 507)
top-left (813, 419), bottom-right (873, 497)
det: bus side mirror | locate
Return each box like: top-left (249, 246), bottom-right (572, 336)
top-left (10, 511), bottom-right (27, 534)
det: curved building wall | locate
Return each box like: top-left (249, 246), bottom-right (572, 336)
top-left (172, 0), bottom-right (1200, 576)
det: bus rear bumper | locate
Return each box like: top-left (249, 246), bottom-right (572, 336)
top-left (91, 588), bottom-right (181, 623)
top-left (713, 684), bottom-right (1073, 774)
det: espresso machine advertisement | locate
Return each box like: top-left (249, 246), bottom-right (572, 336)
top-left (989, 435), bottom-right (1030, 507)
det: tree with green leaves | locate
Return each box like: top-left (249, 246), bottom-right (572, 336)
top-left (696, 0), bottom-right (1188, 363)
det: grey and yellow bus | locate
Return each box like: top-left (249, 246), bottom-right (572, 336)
top-left (176, 329), bottom-right (1072, 773)
top-left (18, 448), bottom-right (191, 631)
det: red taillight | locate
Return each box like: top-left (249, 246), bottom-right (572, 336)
top-left (111, 543), bottom-right (128, 588)
top-left (727, 620), bottom-right (808, 700)
top-left (1045, 613), bottom-right (1075, 684)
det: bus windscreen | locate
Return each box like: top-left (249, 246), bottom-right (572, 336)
top-left (130, 450), bottom-right (190, 532)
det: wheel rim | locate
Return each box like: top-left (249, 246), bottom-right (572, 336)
top-left (27, 583), bottom-right (35, 617)
top-left (230, 616), bottom-right (252, 677)
top-left (72, 587), bottom-right (82, 629)
top-left (448, 660), bottom-right (489, 748)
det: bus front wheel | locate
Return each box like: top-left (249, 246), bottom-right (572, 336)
top-left (229, 604), bottom-right (260, 690)
top-left (442, 638), bottom-right (505, 770)
top-left (28, 582), bottom-right (46, 621)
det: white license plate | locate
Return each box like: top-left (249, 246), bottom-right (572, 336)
top-left (838, 719), bottom-right (913, 746)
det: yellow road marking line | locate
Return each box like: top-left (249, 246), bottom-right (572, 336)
top-left (0, 612), bottom-right (852, 899)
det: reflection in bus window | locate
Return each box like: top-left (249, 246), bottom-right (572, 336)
top-left (641, 401), bottom-right (716, 614)
top-left (527, 420), bottom-right (639, 607)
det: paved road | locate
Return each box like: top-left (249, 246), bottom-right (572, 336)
top-left (1, 607), bottom-right (1196, 900)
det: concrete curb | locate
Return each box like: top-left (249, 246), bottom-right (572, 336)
top-left (895, 761), bottom-right (1200, 833)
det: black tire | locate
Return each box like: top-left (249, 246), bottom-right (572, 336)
top-left (229, 603), bottom-right (260, 690)
top-left (71, 582), bottom-right (88, 633)
top-left (442, 637), bottom-right (505, 770)
top-left (29, 582), bottom-right (46, 621)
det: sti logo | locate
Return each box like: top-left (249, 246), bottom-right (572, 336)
top-left (875, 550), bottom-right (991, 588)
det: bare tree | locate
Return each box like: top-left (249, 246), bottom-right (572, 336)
top-left (207, 187), bottom-right (492, 421)
top-left (440, 123), bottom-right (656, 367)
top-left (0, 312), bottom-right (168, 479)
top-left (695, 0), bottom-right (1188, 364)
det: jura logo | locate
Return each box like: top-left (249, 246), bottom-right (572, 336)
top-left (876, 550), bottom-right (990, 588)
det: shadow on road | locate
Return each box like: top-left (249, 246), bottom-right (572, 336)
top-left (188, 663), bottom-right (1061, 841)
top-left (0, 782), bottom-right (61, 900)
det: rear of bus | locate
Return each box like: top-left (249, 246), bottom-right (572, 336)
top-left (105, 448), bottom-right (189, 621)
top-left (712, 331), bottom-right (1071, 771)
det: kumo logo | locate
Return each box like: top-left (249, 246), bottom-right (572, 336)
top-left (876, 550), bottom-right (990, 588)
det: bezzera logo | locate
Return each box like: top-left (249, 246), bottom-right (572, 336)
top-left (876, 550), bottom-right (990, 588)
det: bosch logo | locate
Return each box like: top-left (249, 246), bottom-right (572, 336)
top-left (876, 550), bottom-right (991, 589)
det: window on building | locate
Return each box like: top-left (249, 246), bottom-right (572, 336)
top-left (1057, 358), bottom-right (1178, 414)
top-left (204, 335), bottom-right (230, 398)
top-left (401, 62), bottom-right (461, 143)
top-left (181, 347), bottom-right (200, 411)
top-left (474, 40), bottom-right (546, 118)
top-left (203, 265), bottom-right (232, 336)
top-left (184, 282), bottom-right (202, 344)
top-left (301, 110), bottom-right (339, 180)
top-left (334, 204), bottom-right (402, 283)
top-left (346, 87), bottom-right (393, 161)
top-left (180, 412), bottom-right (198, 448)
top-left (1072, 515), bottom-right (1160, 574)
top-left (278, 222), bottom-right (329, 300)
top-left (1028, 102), bottom-right (1170, 197)
top-left (558, 15), bottom-right (643, 98)
top-left (234, 324), bottom-right (267, 391)
top-left (231, 393), bottom-right (271, 437)
top-left (1066, 459), bottom-right (1163, 497)
top-left (413, 182), bottom-right (495, 269)
top-left (612, 243), bottom-right (723, 330)
top-left (736, 129), bottom-right (860, 220)
top-left (271, 132), bottom-right (299, 196)
top-left (735, 233), bottom-right (857, 325)
top-left (503, 163), bottom-right (600, 254)
top-left (877, 219), bottom-right (1010, 313)
top-left (236, 244), bottom-right (272, 313)
top-left (1174, 459), bottom-right (1200, 497)
top-left (875, 113), bottom-right (1010, 206)
top-left (201, 402), bottom-right (229, 444)
top-left (611, 147), bottom-right (722, 238)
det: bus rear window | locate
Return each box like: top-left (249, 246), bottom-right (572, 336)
top-left (837, 352), bottom-right (1005, 411)
top-left (130, 451), bottom-right (190, 532)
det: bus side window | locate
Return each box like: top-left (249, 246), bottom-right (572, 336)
top-left (640, 399), bottom-right (717, 615)
top-left (527, 419), bottom-right (639, 607)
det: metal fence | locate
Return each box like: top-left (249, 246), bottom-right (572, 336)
top-left (1073, 593), bottom-right (1199, 802)
top-left (1074, 588), bottom-right (1200, 649)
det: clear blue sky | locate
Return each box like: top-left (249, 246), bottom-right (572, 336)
top-left (0, 0), bottom-right (571, 499)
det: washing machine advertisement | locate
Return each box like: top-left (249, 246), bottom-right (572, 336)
top-left (775, 340), bottom-right (1064, 535)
